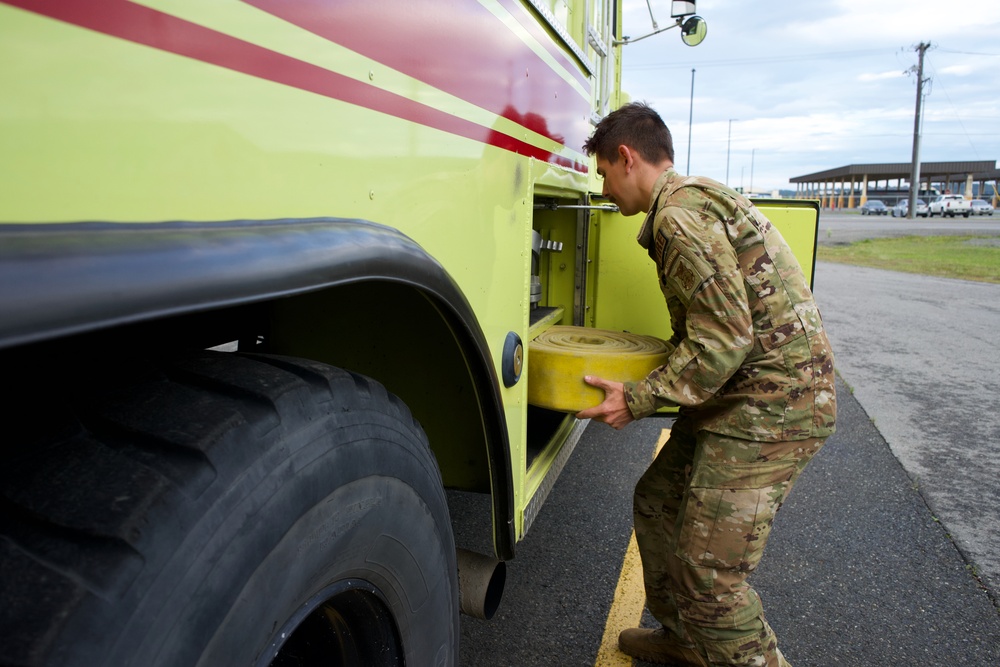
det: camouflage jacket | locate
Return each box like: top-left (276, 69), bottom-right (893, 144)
top-left (624, 169), bottom-right (837, 441)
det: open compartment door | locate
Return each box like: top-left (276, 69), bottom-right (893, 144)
top-left (751, 199), bottom-right (821, 288)
top-left (589, 197), bottom-right (821, 339)
top-left (589, 204), bottom-right (673, 341)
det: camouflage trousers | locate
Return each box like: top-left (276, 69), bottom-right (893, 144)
top-left (634, 417), bottom-right (826, 667)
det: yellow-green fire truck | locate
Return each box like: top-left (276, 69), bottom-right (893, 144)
top-left (0, 1), bottom-right (818, 664)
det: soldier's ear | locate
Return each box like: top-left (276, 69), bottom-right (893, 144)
top-left (618, 145), bottom-right (632, 171)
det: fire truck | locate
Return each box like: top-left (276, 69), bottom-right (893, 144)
top-left (0, 1), bottom-right (819, 664)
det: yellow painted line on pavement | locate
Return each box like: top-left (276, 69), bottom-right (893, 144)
top-left (595, 531), bottom-right (644, 666)
top-left (594, 428), bottom-right (671, 666)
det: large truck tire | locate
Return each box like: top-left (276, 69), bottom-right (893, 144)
top-left (1, 351), bottom-right (458, 667)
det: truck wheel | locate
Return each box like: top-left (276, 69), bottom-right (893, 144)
top-left (1, 351), bottom-right (458, 667)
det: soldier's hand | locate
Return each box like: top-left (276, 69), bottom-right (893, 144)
top-left (575, 375), bottom-right (635, 430)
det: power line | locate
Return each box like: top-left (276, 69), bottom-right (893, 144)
top-left (626, 48), bottom-right (893, 70)
top-left (936, 48), bottom-right (1000, 56)
top-left (924, 53), bottom-right (980, 158)
top-left (628, 45), bottom-right (1000, 71)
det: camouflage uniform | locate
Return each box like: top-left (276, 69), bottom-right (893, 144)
top-left (622, 169), bottom-right (836, 667)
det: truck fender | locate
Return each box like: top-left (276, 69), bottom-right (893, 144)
top-left (0, 217), bottom-right (516, 559)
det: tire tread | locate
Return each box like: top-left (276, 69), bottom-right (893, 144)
top-left (1, 351), bottom-right (444, 667)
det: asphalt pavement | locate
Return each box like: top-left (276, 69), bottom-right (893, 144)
top-left (816, 211), bottom-right (1000, 246)
top-left (815, 261), bottom-right (1000, 601)
top-left (453, 373), bottom-right (1000, 665)
top-left (812, 213), bottom-right (1000, 600)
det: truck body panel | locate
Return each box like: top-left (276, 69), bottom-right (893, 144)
top-left (1, 0), bottom-right (605, 550)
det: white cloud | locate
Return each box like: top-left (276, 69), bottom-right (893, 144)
top-left (937, 64), bottom-right (975, 76)
top-left (857, 70), bottom-right (908, 82)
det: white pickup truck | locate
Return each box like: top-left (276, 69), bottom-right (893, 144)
top-left (928, 194), bottom-right (972, 217)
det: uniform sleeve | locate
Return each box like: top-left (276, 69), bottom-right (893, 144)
top-left (624, 205), bottom-right (754, 419)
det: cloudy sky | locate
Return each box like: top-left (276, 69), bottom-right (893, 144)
top-left (618, 0), bottom-right (1000, 193)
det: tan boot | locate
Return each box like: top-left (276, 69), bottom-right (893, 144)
top-left (618, 627), bottom-right (708, 666)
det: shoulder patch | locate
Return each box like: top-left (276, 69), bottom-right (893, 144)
top-left (661, 240), bottom-right (714, 303)
top-left (670, 254), bottom-right (700, 299)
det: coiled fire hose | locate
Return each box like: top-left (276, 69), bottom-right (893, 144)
top-left (527, 325), bottom-right (673, 413)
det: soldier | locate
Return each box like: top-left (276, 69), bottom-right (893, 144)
top-left (577, 102), bottom-right (836, 667)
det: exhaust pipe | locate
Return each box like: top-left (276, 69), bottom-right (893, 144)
top-left (456, 548), bottom-right (506, 620)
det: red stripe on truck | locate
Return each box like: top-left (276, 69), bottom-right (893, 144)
top-left (3, 0), bottom-right (589, 171)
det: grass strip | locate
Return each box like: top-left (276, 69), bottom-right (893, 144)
top-left (817, 235), bottom-right (1000, 284)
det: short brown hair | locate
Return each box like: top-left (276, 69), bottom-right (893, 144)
top-left (582, 102), bottom-right (674, 164)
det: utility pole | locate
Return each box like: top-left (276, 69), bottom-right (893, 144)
top-left (907, 42), bottom-right (930, 219)
top-left (686, 68), bottom-right (695, 175)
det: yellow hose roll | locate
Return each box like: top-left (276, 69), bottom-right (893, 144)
top-left (527, 325), bottom-right (673, 413)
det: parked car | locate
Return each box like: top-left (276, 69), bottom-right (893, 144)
top-left (891, 198), bottom-right (927, 217)
top-left (970, 199), bottom-right (994, 216)
top-left (928, 194), bottom-right (971, 217)
top-left (860, 200), bottom-right (888, 215)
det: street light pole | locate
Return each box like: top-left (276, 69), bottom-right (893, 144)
top-left (686, 68), bottom-right (695, 175)
top-left (750, 148), bottom-right (756, 194)
top-left (726, 119), bottom-right (737, 186)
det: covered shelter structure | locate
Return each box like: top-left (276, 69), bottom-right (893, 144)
top-left (790, 161), bottom-right (999, 209)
